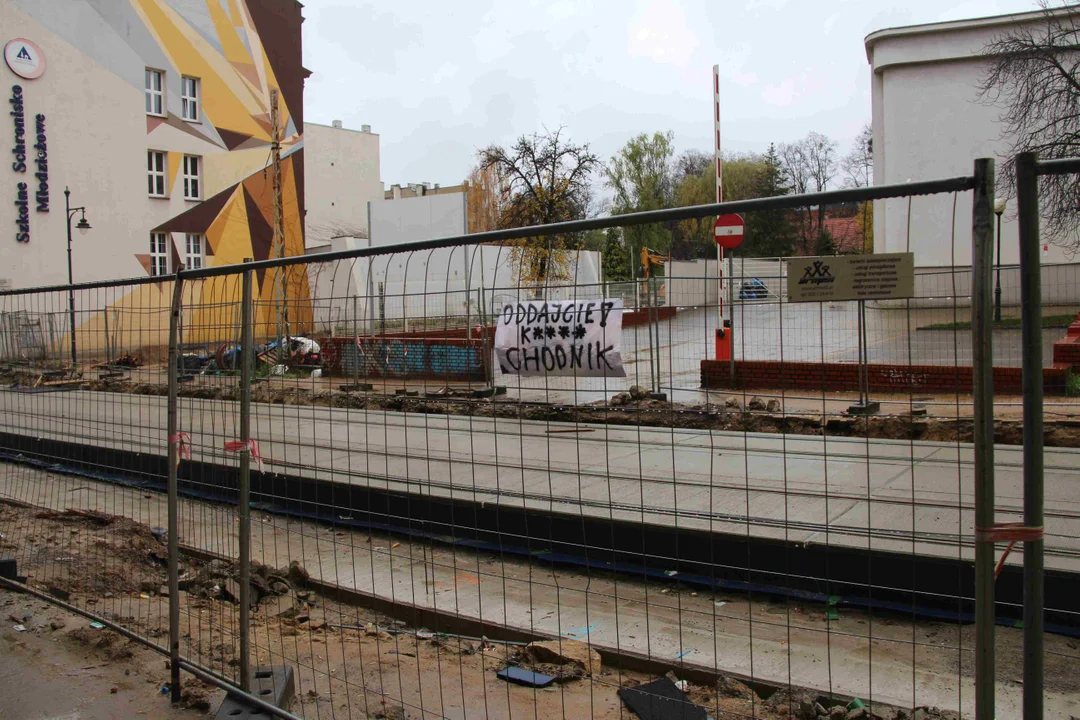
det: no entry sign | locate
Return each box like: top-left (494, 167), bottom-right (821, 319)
top-left (714, 214), bottom-right (744, 249)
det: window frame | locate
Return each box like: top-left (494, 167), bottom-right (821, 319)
top-left (182, 155), bottom-right (201, 201)
top-left (181, 76), bottom-right (200, 122)
top-left (150, 233), bottom-right (170, 277)
top-left (147, 150), bottom-right (167, 198)
top-left (185, 233), bottom-right (204, 270)
top-left (145, 68), bottom-right (165, 117)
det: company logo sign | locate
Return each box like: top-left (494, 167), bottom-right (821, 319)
top-left (798, 261), bottom-right (834, 286)
top-left (4, 39), bottom-right (45, 80)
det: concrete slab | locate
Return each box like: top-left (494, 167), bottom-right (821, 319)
top-left (2, 389), bottom-right (1079, 573)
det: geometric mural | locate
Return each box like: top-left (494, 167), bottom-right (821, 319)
top-left (136, 0), bottom-right (308, 271)
top-left (7, 0), bottom-right (313, 351)
top-left (121, 0), bottom-right (314, 332)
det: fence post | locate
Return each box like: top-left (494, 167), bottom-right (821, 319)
top-left (1015, 150), bottom-right (1044, 719)
top-left (728, 251), bottom-right (735, 383)
top-left (971, 157), bottom-right (996, 720)
top-left (166, 265), bottom-right (186, 704)
top-left (239, 261), bottom-right (254, 692)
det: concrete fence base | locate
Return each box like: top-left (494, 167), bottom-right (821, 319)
top-left (701, 358), bottom-right (1073, 395)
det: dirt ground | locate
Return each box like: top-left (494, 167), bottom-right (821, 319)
top-left (5, 357), bottom-right (1079, 448)
top-left (3, 495), bottom-right (1069, 719)
top-left (0, 586), bottom-right (219, 719)
top-left (53, 373), bottom-right (1080, 449)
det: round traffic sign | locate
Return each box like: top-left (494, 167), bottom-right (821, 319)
top-left (714, 214), bottom-right (744, 249)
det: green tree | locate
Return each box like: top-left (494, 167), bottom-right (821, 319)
top-left (721, 152), bottom-right (768, 202)
top-left (743, 144), bottom-right (795, 257)
top-left (672, 167), bottom-right (714, 259)
top-left (605, 131), bottom-right (676, 261)
top-left (670, 151), bottom-right (769, 259)
top-left (815, 230), bottom-right (837, 256)
top-left (580, 228), bottom-right (606, 252)
top-left (601, 227), bottom-right (632, 282)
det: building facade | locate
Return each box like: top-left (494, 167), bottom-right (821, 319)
top-left (865, 8), bottom-right (1078, 266)
top-left (304, 120), bottom-right (382, 249)
top-left (1, 0), bottom-right (308, 291)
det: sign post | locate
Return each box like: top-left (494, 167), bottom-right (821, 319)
top-left (786, 252), bottom-right (916, 415)
top-left (713, 214), bottom-right (745, 249)
top-left (785, 253), bottom-right (914, 304)
top-left (714, 214), bottom-right (744, 362)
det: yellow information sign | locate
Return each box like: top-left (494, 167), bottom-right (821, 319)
top-left (786, 253), bottom-right (915, 303)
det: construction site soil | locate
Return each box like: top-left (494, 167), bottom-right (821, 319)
top-left (60, 378), bottom-right (1080, 449)
top-left (0, 497), bottom-right (993, 719)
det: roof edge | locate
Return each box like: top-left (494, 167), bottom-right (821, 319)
top-left (864, 5), bottom-right (1080, 63)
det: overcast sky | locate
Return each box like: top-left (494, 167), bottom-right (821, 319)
top-left (301, 0), bottom-right (1038, 189)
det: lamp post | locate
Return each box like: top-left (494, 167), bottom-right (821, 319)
top-left (994, 197), bottom-right (1006, 323)
top-left (65, 187), bottom-right (92, 367)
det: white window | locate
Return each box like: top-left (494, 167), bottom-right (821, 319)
top-left (145, 68), bottom-right (164, 116)
top-left (182, 155), bottom-right (201, 200)
top-left (147, 150), bottom-right (166, 197)
top-left (185, 233), bottom-right (204, 270)
top-left (150, 233), bottom-right (169, 276)
top-left (181, 76), bottom-right (199, 122)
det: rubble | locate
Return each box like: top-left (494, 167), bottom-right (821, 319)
top-left (716, 674), bottom-right (755, 699)
top-left (523, 638), bottom-right (602, 677)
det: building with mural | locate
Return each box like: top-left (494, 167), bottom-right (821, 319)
top-left (0, 0), bottom-right (313, 350)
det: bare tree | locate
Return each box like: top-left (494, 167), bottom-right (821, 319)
top-left (675, 149), bottom-right (712, 182)
top-left (805, 131), bottom-right (838, 193)
top-left (478, 127), bottom-right (600, 284)
top-left (305, 221), bottom-right (368, 247)
top-left (842, 123), bottom-right (873, 188)
top-left (979, 1), bottom-right (1080, 247)
top-left (779, 141), bottom-right (812, 195)
top-left (781, 133), bottom-right (837, 253)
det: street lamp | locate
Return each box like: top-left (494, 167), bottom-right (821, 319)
top-left (994, 197), bottom-right (1006, 323)
top-left (65, 187), bottom-right (91, 367)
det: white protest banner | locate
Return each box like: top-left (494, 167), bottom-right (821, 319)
top-left (494, 299), bottom-right (626, 377)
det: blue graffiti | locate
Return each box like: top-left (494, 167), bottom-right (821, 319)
top-left (338, 339), bottom-right (484, 380)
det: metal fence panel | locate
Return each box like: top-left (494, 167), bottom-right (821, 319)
top-left (2, 168), bottom-right (1077, 719)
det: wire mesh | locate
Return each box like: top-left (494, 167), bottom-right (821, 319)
top-left (1, 177), bottom-right (1079, 719)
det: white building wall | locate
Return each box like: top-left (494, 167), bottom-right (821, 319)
top-left (304, 122), bottom-right (382, 248)
top-left (0, 3), bottom-right (152, 290)
top-left (306, 191), bottom-right (602, 332)
top-left (866, 10), bottom-right (1077, 267)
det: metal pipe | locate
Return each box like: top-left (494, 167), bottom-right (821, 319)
top-left (728, 251), bottom-right (735, 383)
top-left (4, 175), bottom-right (979, 297)
top-left (1016, 151), bottom-right (1045, 720)
top-left (65, 189), bottom-right (77, 366)
top-left (0, 577), bottom-right (300, 720)
top-left (103, 304), bottom-right (111, 365)
top-left (165, 265), bottom-right (186, 703)
top-left (1034, 156), bottom-right (1080, 175)
top-left (178, 660), bottom-right (304, 720)
top-left (994, 211), bottom-right (1003, 322)
top-left (239, 261), bottom-right (254, 692)
top-left (0, 576), bottom-right (167, 653)
top-left (970, 157), bottom-right (996, 720)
